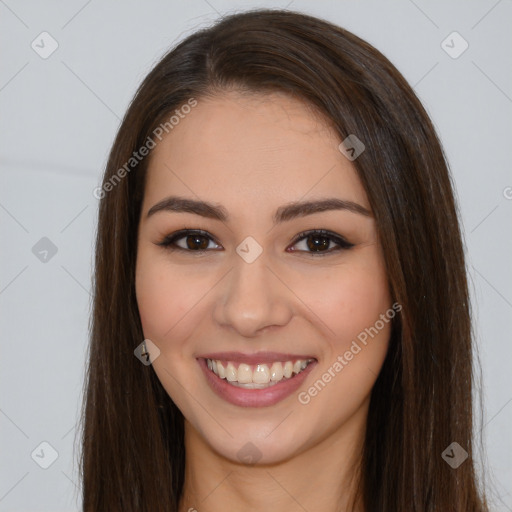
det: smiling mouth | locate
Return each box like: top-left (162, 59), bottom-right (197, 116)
top-left (204, 358), bottom-right (316, 389)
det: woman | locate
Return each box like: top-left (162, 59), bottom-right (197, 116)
top-left (80, 9), bottom-right (488, 511)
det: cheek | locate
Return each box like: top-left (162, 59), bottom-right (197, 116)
top-left (135, 248), bottom-right (224, 355)
top-left (294, 261), bottom-right (392, 428)
top-left (135, 250), bottom-right (195, 342)
top-left (299, 257), bottom-right (391, 346)
top-left (340, 270), bottom-right (390, 340)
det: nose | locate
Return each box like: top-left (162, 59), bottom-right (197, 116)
top-left (213, 251), bottom-right (293, 338)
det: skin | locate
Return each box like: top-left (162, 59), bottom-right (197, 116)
top-left (135, 91), bottom-right (393, 512)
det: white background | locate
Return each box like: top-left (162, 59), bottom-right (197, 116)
top-left (1, 0), bottom-right (511, 510)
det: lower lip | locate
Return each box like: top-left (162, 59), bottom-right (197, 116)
top-left (198, 358), bottom-right (317, 407)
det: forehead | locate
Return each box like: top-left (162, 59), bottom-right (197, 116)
top-left (144, 91), bottom-right (370, 212)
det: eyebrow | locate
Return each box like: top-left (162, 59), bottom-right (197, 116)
top-left (146, 195), bottom-right (372, 223)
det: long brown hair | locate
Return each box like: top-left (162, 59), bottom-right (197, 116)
top-left (79, 9), bottom-right (488, 511)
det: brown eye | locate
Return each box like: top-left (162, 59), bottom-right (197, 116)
top-left (182, 233), bottom-right (210, 250)
top-left (289, 229), bottom-right (354, 255)
top-left (157, 228), bottom-right (354, 256)
top-left (157, 229), bottom-right (221, 252)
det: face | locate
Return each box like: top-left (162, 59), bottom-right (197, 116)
top-left (135, 91), bottom-right (393, 465)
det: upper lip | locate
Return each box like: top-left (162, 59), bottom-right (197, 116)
top-left (198, 351), bottom-right (317, 364)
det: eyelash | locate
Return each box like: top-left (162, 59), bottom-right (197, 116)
top-left (156, 228), bottom-right (355, 256)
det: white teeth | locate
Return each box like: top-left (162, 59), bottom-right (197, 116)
top-left (270, 362), bottom-right (284, 382)
top-left (206, 358), bottom-right (314, 386)
top-left (217, 361), bottom-right (226, 379)
top-left (226, 362), bottom-right (237, 382)
top-left (253, 364), bottom-right (270, 384)
top-left (237, 364), bottom-right (252, 384)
